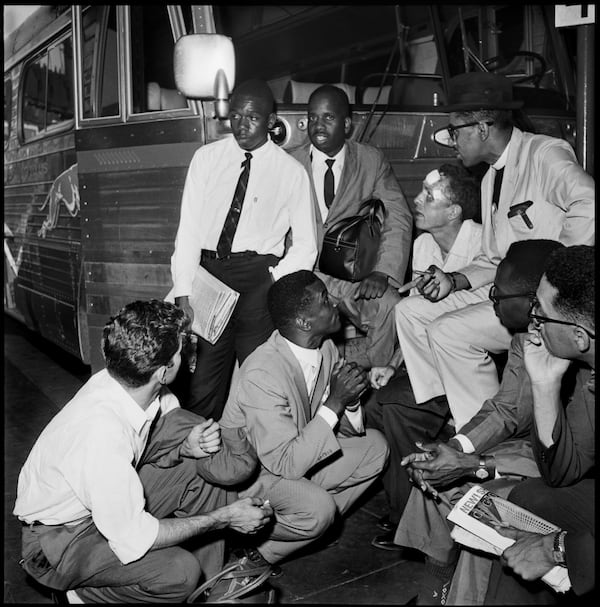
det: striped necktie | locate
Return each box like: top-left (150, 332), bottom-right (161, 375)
top-left (216, 152), bottom-right (252, 258)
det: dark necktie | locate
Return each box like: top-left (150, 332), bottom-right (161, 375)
top-left (324, 158), bottom-right (335, 208)
top-left (216, 152), bottom-right (252, 258)
top-left (491, 167), bottom-right (504, 213)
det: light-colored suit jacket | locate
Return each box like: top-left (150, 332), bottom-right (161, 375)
top-left (220, 330), bottom-right (359, 485)
top-left (462, 127), bottom-right (595, 289)
top-left (290, 140), bottom-right (413, 287)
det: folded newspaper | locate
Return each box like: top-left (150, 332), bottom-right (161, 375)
top-left (166, 265), bottom-right (239, 345)
top-left (447, 485), bottom-right (571, 593)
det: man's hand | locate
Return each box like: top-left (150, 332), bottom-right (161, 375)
top-left (175, 296), bottom-right (195, 328)
top-left (355, 271), bottom-right (389, 300)
top-left (225, 497), bottom-right (274, 534)
top-left (369, 365), bottom-right (395, 389)
top-left (523, 329), bottom-right (571, 386)
top-left (416, 265), bottom-right (453, 302)
top-left (325, 360), bottom-right (369, 417)
top-left (180, 419), bottom-right (222, 458)
top-left (494, 527), bottom-right (556, 581)
top-left (401, 441), bottom-right (479, 488)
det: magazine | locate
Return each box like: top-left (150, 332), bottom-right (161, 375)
top-left (447, 485), bottom-right (571, 593)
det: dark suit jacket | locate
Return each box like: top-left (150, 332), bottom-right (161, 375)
top-left (290, 140), bottom-right (413, 287)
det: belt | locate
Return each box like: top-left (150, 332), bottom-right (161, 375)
top-left (201, 249), bottom-right (258, 261)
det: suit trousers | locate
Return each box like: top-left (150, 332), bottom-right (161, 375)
top-left (240, 428), bottom-right (388, 563)
top-left (316, 271), bottom-right (401, 367)
top-left (364, 372), bottom-right (453, 525)
top-left (177, 254), bottom-right (278, 420)
top-left (19, 419), bottom-right (239, 602)
top-left (394, 286), bottom-right (513, 430)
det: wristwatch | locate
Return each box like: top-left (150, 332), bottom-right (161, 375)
top-left (474, 456), bottom-right (490, 480)
top-left (552, 530), bottom-right (567, 567)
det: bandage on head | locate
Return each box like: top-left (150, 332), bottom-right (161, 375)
top-left (424, 169), bottom-right (445, 201)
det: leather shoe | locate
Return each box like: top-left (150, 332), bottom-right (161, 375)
top-left (371, 529), bottom-right (403, 551)
top-left (377, 514), bottom-right (396, 533)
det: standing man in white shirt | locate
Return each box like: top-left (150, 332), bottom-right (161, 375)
top-left (14, 299), bottom-right (273, 603)
top-left (395, 72), bottom-right (595, 431)
top-left (220, 270), bottom-right (389, 569)
top-left (171, 79), bottom-right (317, 420)
top-left (290, 85), bottom-right (412, 371)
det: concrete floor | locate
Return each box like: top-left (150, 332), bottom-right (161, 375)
top-left (4, 316), bottom-right (425, 604)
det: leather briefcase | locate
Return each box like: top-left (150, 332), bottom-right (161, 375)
top-left (319, 198), bottom-right (385, 282)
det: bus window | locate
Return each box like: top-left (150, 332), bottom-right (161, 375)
top-left (81, 5), bottom-right (119, 119)
top-left (21, 35), bottom-right (74, 141)
top-left (130, 5), bottom-right (188, 113)
top-left (4, 77), bottom-right (11, 145)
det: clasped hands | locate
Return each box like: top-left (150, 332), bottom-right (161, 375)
top-left (401, 441), bottom-right (479, 499)
top-left (181, 418), bottom-right (222, 458)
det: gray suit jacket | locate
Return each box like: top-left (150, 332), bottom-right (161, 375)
top-left (220, 330), bottom-right (360, 486)
top-left (290, 140), bottom-right (413, 287)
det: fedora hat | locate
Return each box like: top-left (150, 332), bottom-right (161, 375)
top-left (442, 72), bottom-right (523, 112)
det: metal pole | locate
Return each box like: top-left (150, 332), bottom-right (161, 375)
top-left (576, 24), bottom-right (594, 173)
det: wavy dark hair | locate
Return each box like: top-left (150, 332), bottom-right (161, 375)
top-left (102, 299), bottom-right (186, 388)
top-left (438, 163), bottom-right (481, 221)
top-left (544, 245), bottom-right (595, 331)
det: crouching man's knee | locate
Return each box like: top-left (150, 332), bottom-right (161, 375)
top-left (144, 547), bottom-right (202, 602)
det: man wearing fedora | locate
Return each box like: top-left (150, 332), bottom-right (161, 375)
top-left (394, 72), bottom-right (594, 432)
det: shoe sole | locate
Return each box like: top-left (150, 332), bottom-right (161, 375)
top-left (371, 538), bottom-right (404, 552)
top-left (187, 559), bottom-right (273, 603)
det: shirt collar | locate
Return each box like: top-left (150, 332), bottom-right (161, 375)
top-left (310, 143), bottom-right (346, 166)
top-left (232, 136), bottom-right (271, 161)
top-left (103, 370), bottom-right (162, 435)
top-left (282, 336), bottom-right (322, 369)
top-left (492, 135), bottom-right (511, 171)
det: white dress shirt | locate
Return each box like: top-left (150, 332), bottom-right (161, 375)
top-left (283, 337), bottom-right (363, 433)
top-left (13, 370), bottom-right (181, 565)
top-left (410, 220), bottom-right (483, 295)
top-left (310, 144), bottom-right (346, 221)
top-left (170, 136), bottom-right (317, 297)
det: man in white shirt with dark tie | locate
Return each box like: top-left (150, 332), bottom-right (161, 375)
top-left (171, 79), bottom-right (317, 421)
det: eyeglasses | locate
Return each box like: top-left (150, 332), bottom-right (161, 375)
top-left (528, 297), bottom-right (595, 339)
top-left (433, 120), bottom-right (494, 148)
top-left (488, 284), bottom-right (533, 305)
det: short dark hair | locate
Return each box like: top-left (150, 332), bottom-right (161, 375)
top-left (231, 79), bottom-right (275, 113)
top-left (268, 270), bottom-right (320, 333)
top-left (102, 299), bottom-right (186, 388)
top-left (544, 245), bottom-right (595, 331)
top-left (501, 239), bottom-right (565, 293)
top-left (308, 84), bottom-right (351, 117)
top-left (438, 163), bottom-right (480, 221)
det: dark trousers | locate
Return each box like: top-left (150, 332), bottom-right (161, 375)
top-left (485, 478), bottom-right (595, 605)
top-left (19, 411), bottom-right (240, 602)
top-left (364, 372), bottom-right (453, 525)
top-left (173, 253), bottom-right (278, 420)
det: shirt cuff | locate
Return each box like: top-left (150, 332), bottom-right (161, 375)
top-left (453, 434), bottom-right (475, 454)
top-left (317, 406), bottom-right (339, 428)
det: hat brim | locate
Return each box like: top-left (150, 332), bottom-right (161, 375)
top-left (441, 100), bottom-right (524, 112)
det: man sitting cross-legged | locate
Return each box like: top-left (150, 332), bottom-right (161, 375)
top-left (220, 270), bottom-right (389, 570)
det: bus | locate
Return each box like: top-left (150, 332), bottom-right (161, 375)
top-left (4, 5), bottom-right (586, 371)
